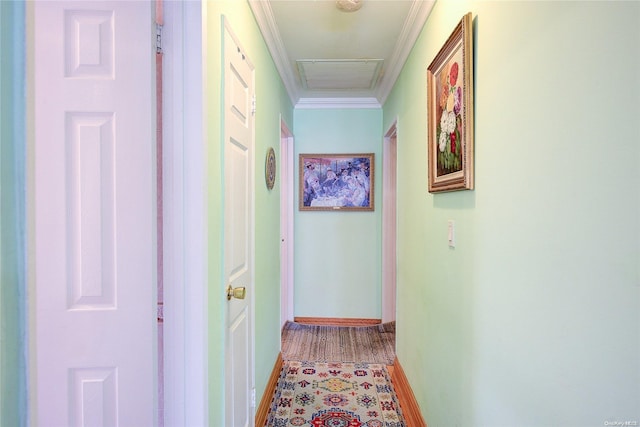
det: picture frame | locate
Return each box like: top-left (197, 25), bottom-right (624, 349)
top-left (299, 153), bottom-right (374, 211)
top-left (427, 12), bottom-right (474, 193)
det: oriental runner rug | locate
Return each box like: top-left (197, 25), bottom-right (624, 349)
top-left (264, 360), bottom-right (406, 427)
top-left (281, 321), bottom-right (396, 365)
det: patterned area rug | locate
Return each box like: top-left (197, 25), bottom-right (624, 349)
top-left (265, 360), bottom-right (406, 427)
top-left (281, 321), bottom-right (396, 365)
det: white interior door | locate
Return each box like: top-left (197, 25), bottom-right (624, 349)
top-left (33, 2), bottom-right (155, 425)
top-left (223, 20), bottom-right (255, 427)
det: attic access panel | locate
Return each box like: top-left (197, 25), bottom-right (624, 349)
top-left (297, 59), bottom-right (383, 91)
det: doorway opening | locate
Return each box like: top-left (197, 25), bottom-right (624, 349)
top-left (382, 120), bottom-right (398, 323)
top-left (280, 119), bottom-right (295, 329)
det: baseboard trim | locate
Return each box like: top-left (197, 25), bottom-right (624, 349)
top-left (255, 352), bottom-right (284, 427)
top-left (392, 356), bottom-right (427, 427)
top-left (293, 317), bottom-right (381, 326)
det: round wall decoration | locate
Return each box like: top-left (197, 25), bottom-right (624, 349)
top-left (265, 147), bottom-right (276, 190)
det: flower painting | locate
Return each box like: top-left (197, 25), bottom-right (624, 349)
top-left (427, 13), bottom-right (474, 193)
top-left (436, 55), bottom-right (464, 174)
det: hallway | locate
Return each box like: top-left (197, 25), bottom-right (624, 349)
top-left (1, 2), bottom-right (638, 426)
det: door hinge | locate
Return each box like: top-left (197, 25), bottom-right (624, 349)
top-left (251, 94), bottom-right (256, 116)
top-left (156, 23), bottom-right (163, 53)
top-left (157, 303), bottom-right (164, 323)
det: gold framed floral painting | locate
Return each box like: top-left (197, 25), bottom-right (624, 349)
top-left (427, 12), bottom-right (474, 193)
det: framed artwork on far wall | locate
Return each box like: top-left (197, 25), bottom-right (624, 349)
top-left (427, 12), bottom-right (474, 193)
top-left (299, 153), bottom-right (374, 211)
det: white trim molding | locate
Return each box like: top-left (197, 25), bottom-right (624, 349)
top-left (249, 0), bottom-right (434, 108)
top-left (375, 1), bottom-right (435, 105)
top-left (247, 0), bottom-right (299, 105)
top-left (163, 2), bottom-right (208, 426)
top-left (295, 97), bottom-right (381, 110)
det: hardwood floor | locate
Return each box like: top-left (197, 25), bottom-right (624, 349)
top-left (256, 319), bottom-right (427, 426)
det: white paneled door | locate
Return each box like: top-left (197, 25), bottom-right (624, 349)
top-left (223, 21), bottom-right (256, 427)
top-left (34, 2), bottom-right (155, 426)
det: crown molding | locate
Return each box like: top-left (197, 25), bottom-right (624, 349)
top-left (249, 0), bottom-right (434, 108)
top-left (375, 0), bottom-right (435, 105)
top-left (295, 97), bottom-right (381, 110)
top-left (248, 0), bottom-right (300, 105)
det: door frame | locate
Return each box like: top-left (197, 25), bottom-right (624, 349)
top-left (382, 119), bottom-right (398, 323)
top-left (162, 2), bottom-right (208, 426)
top-left (280, 118), bottom-right (294, 328)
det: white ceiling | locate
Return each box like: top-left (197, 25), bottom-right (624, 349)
top-left (248, 0), bottom-right (435, 109)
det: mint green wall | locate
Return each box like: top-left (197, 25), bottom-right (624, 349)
top-left (205, 1), bottom-right (293, 423)
top-left (293, 109), bottom-right (382, 319)
top-left (0, 2), bottom-right (27, 426)
top-left (383, 1), bottom-right (640, 426)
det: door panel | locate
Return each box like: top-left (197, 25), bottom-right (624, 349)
top-left (223, 22), bottom-right (255, 427)
top-left (34, 2), bottom-right (155, 425)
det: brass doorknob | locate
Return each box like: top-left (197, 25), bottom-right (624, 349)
top-left (226, 285), bottom-right (246, 301)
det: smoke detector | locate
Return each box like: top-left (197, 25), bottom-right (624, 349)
top-left (336, 0), bottom-right (363, 12)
